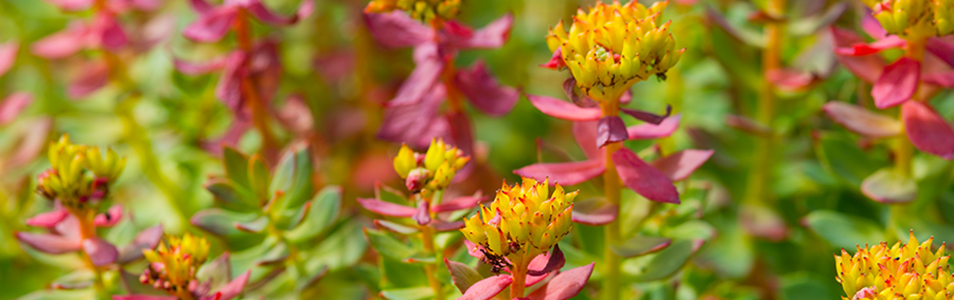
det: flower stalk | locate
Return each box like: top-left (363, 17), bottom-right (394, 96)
top-left (746, 0), bottom-right (786, 206)
top-left (600, 100), bottom-right (623, 300)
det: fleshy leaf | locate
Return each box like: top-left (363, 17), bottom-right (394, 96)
top-left (245, 0), bottom-right (311, 26)
top-left (924, 71), bottom-right (954, 87)
top-left (621, 106), bottom-right (671, 125)
top-left (823, 102), bottom-right (902, 138)
top-left (458, 275), bottom-right (512, 300)
top-left (445, 259), bottom-right (483, 293)
top-left (449, 14), bottom-right (512, 49)
top-left (573, 121), bottom-right (600, 159)
top-left (25, 210), bottom-right (68, 228)
top-left (388, 43), bottom-right (443, 106)
top-left (739, 205), bottom-right (787, 241)
top-left (201, 270), bottom-right (250, 300)
top-left (16, 232), bottom-right (82, 254)
top-left (571, 197), bottom-right (618, 226)
top-left (364, 228), bottom-right (416, 261)
top-left (285, 186), bottom-right (342, 243)
top-left (524, 263), bottom-right (595, 300)
top-left (861, 168), bottom-right (918, 204)
top-left (432, 194), bottom-right (485, 212)
top-left (413, 200), bottom-right (431, 226)
top-left (184, 7), bottom-right (238, 43)
top-left (454, 61), bottom-right (519, 117)
top-left (526, 94), bottom-right (602, 121)
top-left (527, 245), bottom-right (565, 276)
top-left (174, 56), bottom-right (228, 76)
top-left (627, 114), bottom-right (681, 140)
top-left (631, 240), bottom-right (705, 282)
top-left (45, 0), bottom-right (94, 11)
top-left (363, 11), bottom-right (432, 48)
top-left (835, 36), bottom-right (905, 56)
top-left (596, 116), bottom-right (628, 147)
top-left (829, 27), bottom-right (885, 83)
top-left (513, 159), bottom-right (605, 187)
top-left (872, 57), bottom-right (920, 109)
top-left (82, 237), bottom-right (119, 266)
top-left (375, 219), bottom-right (419, 234)
top-left (612, 148), bottom-right (680, 204)
top-left (357, 198), bottom-right (416, 217)
top-left (31, 22), bottom-right (89, 59)
top-left (650, 149), bottom-right (714, 182)
top-left (926, 38), bottom-right (954, 67)
top-left (902, 101), bottom-right (954, 159)
top-left (0, 92), bottom-right (33, 125)
top-left (540, 47), bottom-right (566, 70)
top-left (116, 224), bottom-right (163, 264)
top-left (610, 235), bottom-right (672, 258)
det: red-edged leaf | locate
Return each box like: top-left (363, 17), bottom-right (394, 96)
top-left (184, 7), bottom-right (238, 43)
top-left (923, 71), bottom-right (954, 87)
top-left (540, 47), bottom-right (566, 70)
top-left (0, 41), bottom-right (18, 77)
top-left (454, 61), bottom-right (519, 116)
top-left (829, 27), bottom-right (885, 83)
top-left (0, 92), bottom-right (34, 125)
top-left (835, 36), bottom-right (905, 56)
top-left (16, 232), bottom-right (82, 254)
top-left (201, 270), bottom-right (250, 300)
top-left (388, 43), bottom-right (443, 106)
top-left (627, 114), bottom-right (681, 140)
top-left (363, 11), bottom-right (433, 48)
top-left (445, 259), bottom-right (484, 293)
top-left (413, 200), bottom-right (431, 225)
top-left (861, 168), bottom-right (918, 204)
top-left (524, 263), bottom-right (595, 300)
top-left (612, 148), bottom-right (680, 204)
top-left (93, 204), bottom-right (123, 227)
top-left (83, 237), bottom-right (118, 266)
top-left (526, 94), bottom-right (602, 121)
top-left (573, 121), bottom-right (600, 159)
top-left (872, 57), bottom-right (920, 109)
top-left (610, 235), bottom-right (672, 257)
top-left (823, 102), bottom-right (901, 138)
top-left (25, 210), bottom-right (69, 228)
top-left (357, 198), bottom-right (416, 217)
top-left (766, 69), bottom-right (815, 90)
top-left (68, 60), bottom-right (110, 99)
top-left (901, 101), bottom-right (954, 159)
top-left (450, 13), bottom-right (513, 49)
top-left (31, 23), bottom-right (89, 59)
top-left (596, 116), bottom-right (628, 147)
top-left (514, 159), bottom-right (605, 186)
top-left (116, 224), bottom-right (164, 264)
top-left (650, 149), bottom-right (713, 181)
top-left (527, 245), bottom-right (565, 276)
top-left (458, 275), bottom-right (512, 300)
top-left (432, 194), bottom-right (485, 212)
top-left (571, 197), bottom-right (617, 226)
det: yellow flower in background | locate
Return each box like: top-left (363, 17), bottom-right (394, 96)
top-left (461, 177), bottom-right (577, 263)
top-left (861, 0), bottom-right (954, 38)
top-left (142, 233), bottom-right (211, 298)
top-left (37, 134), bottom-right (126, 210)
top-left (835, 231), bottom-right (953, 300)
top-left (365, 0), bottom-right (462, 23)
top-left (547, 0), bottom-right (683, 102)
top-left (392, 139), bottom-right (470, 193)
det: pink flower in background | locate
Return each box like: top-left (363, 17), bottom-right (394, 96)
top-left (184, 0), bottom-right (314, 43)
top-left (365, 11), bottom-right (519, 155)
top-left (43, 0), bottom-right (161, 13)
top-left (0, 41), bottom-right (35, 125)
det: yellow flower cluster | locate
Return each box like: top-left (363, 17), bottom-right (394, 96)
top-left (461, 177), bottom-right (577, 263)
top-left (836, 231), bottom-right (954, 300)
top-left (365, 0), bottom-right (462, 23)
top-left (546, 0), bottom-right (683, 102)
top-left (861, 0), bottom-right (954, 38)
top-left (142, 233), bottom-right (211, 298)
top-left (36, 135), bottom-right (126, 210)
top-left (393, 139), bottom-right (470, 193)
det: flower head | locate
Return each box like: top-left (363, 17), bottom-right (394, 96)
top-left (392, 139), bottom-right (470, 193)
top-left (547, 0), bottom-right (683, 102)
top-left (835, 231), bottom-right (952, 299)
top-left (861, 0), bottom-right (954, 38)
top-left (37, 134), bottom-right (126, 211)
top-left (365, 0), bottom-right (462, 23)
top-left (141, 233), bottom-right (211, 299)
top-left (461, 177), bottom-right (577, 263)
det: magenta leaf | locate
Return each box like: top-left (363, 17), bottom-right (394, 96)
top-left (627, 114), bottom-right (681, 140)
top-left (923, 71), bottom-right (954, 87)
top-left (93, 13), bottom-right (129, 50)
top-left (526, 94), bottom-right (602, 121)
top-left (571, 197), bottom-right (618, 226)
top-left (82, 237), bottom-right (119, 266)
top-left (454, 61), bottom-right (519, 116)
top-left (596, 116), bottom-right (628, 147)
top-left (413, 200), bottom-right (431, 225)
top-left (872, 57), bottom-right (920, 109)
top-left (861, 168), bottom-right (918, 204)
top-left (94, 205), bottom-right (124, 227)
top-left (524, 252), bottom-right (555, 287)
top-left (926, 38), bottom-right (954, 67)
top-left (215, 52), bottom-right (248, 113)
top-left (184, 7), bottom-right (238, 43)
top-left (116, 224), bottom-right (164, 264)
top-left (364, 11), bottom-right (433, 48)
top-left (25, 210), bottom-right (69, 228)
top-left (174, 56), bottom-right (229, 76)
top-left (524, 263), bottom-right (595, 300)
top-left (430, 220), bottom-right (464, 232)
top-left (562, 78), bottom-right (596, 108)
top-left (189, 0), bottom-right (215, 14)
top-left (835, 36), bottom-right (905, 56)
top-left (449, 13), bottom-right (513, 49)
top-left (388, 43), bottom-right (444, 106)
top-left (829, 27), bottom-right (885, 83)
top-left (650, 149), bottom-right (714, 182)
top-left (200, 270), bottom-right (250, 300)
top-left (822, 102), bottom-right (901, 138)
top-left (513, 159), bottom-right (606, 187)
top-left (377, 85), bottom-right (449, 148)
top-left (245, 0), bottom-right (311, 26)
top-left (0, 41), bottom-right (18, 77)
top-left (901, 101), bottom-right (954, 159)
top-left (573, 121), bottom-right (601, 159)
top-left (458, 275), bottom-right (512, 300)
top-left (31, 23), bottom-right (90, 59)
top-left (766, 69), bottom-right (815, 91)
top-left (16, 232), bottom-right (82, 254)
top-left (432, 194), bottom-right (486, 212)
top-left (68, 60), bottom-right (110, 99)
top-left (621, 105), bottom-right (671, 125)
top-left (0, 92), bottom-right (34, 125)
top-left (356, 198), bottom-right (416, 217)
top-left (860, 13), bottom-right (888, 39)
top-left (527, 245), bottom-right (566, 276)
top-left (612, 148), bottom-right (680, 204)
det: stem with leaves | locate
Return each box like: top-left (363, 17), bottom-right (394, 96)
top-left (600, 99), bottom-right (623, 300)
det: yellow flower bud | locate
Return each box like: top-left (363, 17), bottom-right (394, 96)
top-left (836, 231), bottom-right (952, 299)
top-left (142, 233), bottom-right (211, 299)
top-left (862, 0), bottom-right (954, 39)
top-left (365, 0), bottom-right (461, 23)
top-left (393, 144), bottom-right (416, 178)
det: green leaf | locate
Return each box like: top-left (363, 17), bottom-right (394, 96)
top-left (364, 228), bottom-right (417, 262)
top-left (610, 236), bottom-right (672, 258)
top-left (223, 147), bottom-right (251, 189)
top-left (802, 210), bottom-right (885, 249)
top-left (860, 168), bottom-right (917, 204)
top-left (190, 208), bottom-right (259, 237)
top-left (380, 286), bottom-right (435, 300)
top-left (271, 145), bottom-right (314, 210)
top-left (286, 186), bottom-right (343, 243)
top-left (814, 133), bottom-right (884, 187)
top-left (17, 289), bottom-right (95, 300)
top-left (444, 260), bottom-right (483, 293)
top-left (205, 178), bottom-right (260, 212)
top-left (631, 239), bottom-right (704, 282)
top-left (381, 257), bottom-right (428, 288)
top-left (248, 154), bottom-right (271, 199)
top-left (305, 220), bottom-right (367, 271)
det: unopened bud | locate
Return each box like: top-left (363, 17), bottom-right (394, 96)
top-left (405, 168), bottom-right (430, 192)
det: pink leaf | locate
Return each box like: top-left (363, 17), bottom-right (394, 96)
top-left (189, 0), bottom-right (215, 15)
top-left (527, 244), bottom-right (565, 276)
top-left (116, 224), bottom-right (164, 264)
top-left (860, 14), bottom-right (888, 39)
top-left (872, 57), bottom-right (920, 109)
top-left (524, 252), bottom-right (556, 287)
top-left (651, 149), bottom-right (713, 182)
top-left (526, 94), bottom-right (602, 121)
top-left (923, 71), bottom-right (954, 87)
top-left (93, 13), bottom-right (129, 51)
top-left (0, 41), bottom-right (18, 77)
top-left (83, 237), bottom-right (118, 266)
top-left (364, 11), bottom-right (433, 48)
top-left (514, 159), bottom-right (605, 186)
top-left (245, 0), bottom-right (307, 26)
top-left (926, 37), bottom-right (954, 67)
top-left (25, 210), bottom-right (69, 228)
top-left (571, 197), bottom-right (618, 226)
top-left (430, 220), bottom-right (464, 232)
top-left (835, 35), bottom-right (905, 56)
top-left (525, 263), bottom-right (595, 300)
top-left (68, 61), bottom-right (110, 99)
top-left (433, 194), bottom-right (486, 212)
top-left (458, 275), bottom-right (512, 300)
top-left (174, 56), bottom-right (229, 76)
top-left (540, 47), bottom-right (566, 70)
top-left (413, 200), bottom-right (431, 225)
top-left (44, 0), bottom-right (94, 11)
top-left (31, 23), bottom-right (90, 59)
top-left (454, 61), bottom-right (519, 116)
top-left (596, 116), bottom-right (628, 147)
top-left (215, 52), bottom-right (248, 113)
top-left (16, 232), bottom-right (82, 254)
top-left (822, 102), bottom-right (901, 138)
top-left (829, 27), bottom-right (885, 83)
top-left (377, 85), bottom-right (449, 149)
top-left (766, 69), bottom-right (815, 90)
top-left (902, 101), bottom-right (954, 159)
top-left (627, 114), bottom-right (681, 140)
top-left (450, 14), bottom-right (513, 49)
top-left (201, 270), bottom-right (250, 300)
top-left (112, 296), bottom-right (178, 300)
top-left (573, 121), bottom-right (601, 159)
top-left (184, 7), bottom-right (238, 43)
top-left (357, 198), bottom-right (416, 217)
top-left (447, 111), bottom-right (476, 182)
top-left (94, 205), bottom-right (124, 227)
top-left (388, 43), bottom-right (444, 106)
top-left (612, 148), bottom-right (680, 204)
top-left (0, 92), bottom-right (33, 125)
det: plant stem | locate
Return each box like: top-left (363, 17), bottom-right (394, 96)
top-left (235, 9), bottom-right (279, 158)
top-left (421, 225), bottom-right (445, 300)
top-left (600, 100), bottom-right (622, 300)
top-left (72, 208), bottom-right (107, 298)
top-left (509, 257), bottom-right (528, 299)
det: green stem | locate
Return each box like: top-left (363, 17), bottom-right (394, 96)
top-left (600, 101), bottom-right (622, 300)
top-left (421, 225), bottom-right (445, 300)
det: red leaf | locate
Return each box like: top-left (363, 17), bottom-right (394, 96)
top-left (245, 0), bottom-right (312, 26)
top-left (526, 94), bottom-right (602, 121)
top-left (835, 36), bottom-right (905, 56)
top-left (45, 0), bottom-right (94, 11)
top-left (596, 116), bottom-right (628, 147)
top-left (822, 102), bottom-right (901, 138)
top-left (525, 263), bottom-right (595, 300)
top-left (364, 11), bottom-right (433, 48)
top-left (388, 43), bottom-right (444, 106)
top-left (94, 204), bottom-right (124, 227)
top-left (514, 159), bottom-right (605, 186)
top-left (829, 27), bottom-right (885, 83)
top-left (923, 71), bottom-right (954, 87)
top-left (448, 14), bottom-right (513, 49)
top-left (571, 197), bottom-right (618, 226)
top-left (573, 121), bottom-right (600, 159)
top-left (356, 198), bottom-right (416, 217)
top-left (82, 237), bottom-right (118, 266)
top-left (458, 275), bottom-right (512, 300)
top-left (16, 231), bottom-right (82, 254)
top-left (650, 149), bottom-right (714, 182)
top-left (872, 57), bottom-right (920, 109)
top-left (540, 47), bottom-right (566, 70)
top-left (377, 85), bottom-right (449, 149)
top-left (627, 114), bottom-right (681, 140)
top-left (174, 56), bottom-right (229, 76)
top-left (454, 61), bottom-right (519, 116)
top-left (902, 101), bottom-right (954, 159)
top-left (612, 148), bottom-right (680, 204)
top-left (527, 245), bottom-right (566, 276)
top-left (201, 270), bottom-right (250, 300)
top-left (926, 37), bottom-right (954, 67)
top-left (184, 7), bottom-right (238, 43)
top-left (413, 199), bottom-right (431, 225)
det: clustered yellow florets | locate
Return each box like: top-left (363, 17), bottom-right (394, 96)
top-left (461, 177), bottom-right (577, 264)
top-left (392, 139), bottom-right (470, 194)
top-left (836, 231), bottom-right (954, 300)
top-left (36, 134), bottom-right (126, 211)
top-left (861, 0), bottom-right (954, 38)
top-left (141, 233), bottom-right (211, 299)
top-left (547, 0), bottom-right (683, 102)
top-left (365, 0), bottom-right (462, 23)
